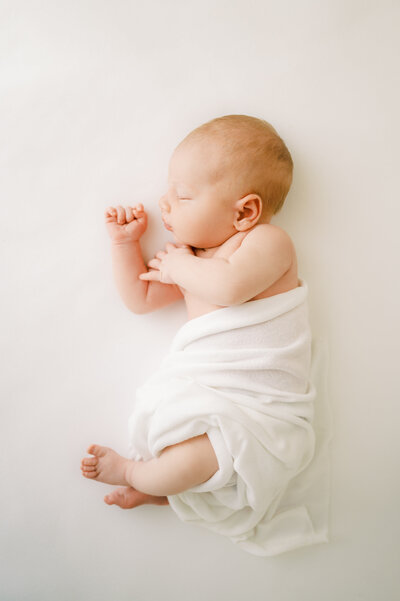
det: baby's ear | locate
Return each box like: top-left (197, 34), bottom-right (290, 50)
top-left (233, 194), bottom-right (263, 231)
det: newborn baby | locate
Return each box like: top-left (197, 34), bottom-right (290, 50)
top-left (81, 115), bottom-right (318, 555)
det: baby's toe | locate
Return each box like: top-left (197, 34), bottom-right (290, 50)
top-left (82, 469), bottom-right (98, 479)
top-left (87, 444), bottom-right (105, 457)
top-left (81, 462), bottom-right (98, 473)
top-left (81, 464), bottom-right (97, 472)
top-left (82, 456), bottom-right (97, 466)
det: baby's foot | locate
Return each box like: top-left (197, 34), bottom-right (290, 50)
top-left (81, 444), bottom-right (131, 486)
top-left (104, 486), bottom-right (169, 509)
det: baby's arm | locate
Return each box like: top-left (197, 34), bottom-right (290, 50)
top-left (140, 225), bottom-right (294, 305)
top-left (106, 205), bottom-right (183, 314)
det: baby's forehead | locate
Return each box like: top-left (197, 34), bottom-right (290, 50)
top-left (170, 138), bottom-right (236, 186)
top-left (176, 132), bottom-right (221, 154)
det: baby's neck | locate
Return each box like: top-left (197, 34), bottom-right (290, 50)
top-left (194, 230), bottom-right (249, 259)
top-left (194, 246), bottom-right (217, 258)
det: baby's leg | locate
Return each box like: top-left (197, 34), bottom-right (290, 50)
top-left (129, 433), bottom-right (219, 496)
top-left (81, 433), bottom-right (219, 496)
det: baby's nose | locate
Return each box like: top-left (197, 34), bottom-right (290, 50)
top-left (159, 194), bottom-right (170, 212)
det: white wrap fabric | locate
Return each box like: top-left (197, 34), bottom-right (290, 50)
top-left (128, 280), bottom-right (331, 556)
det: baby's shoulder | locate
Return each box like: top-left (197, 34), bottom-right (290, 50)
top-left (245, 223), bottom-right (295, 249)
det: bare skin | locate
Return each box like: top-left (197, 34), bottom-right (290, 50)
top-left (81, 434), bottom-right (219, 506)
top-left (104, 487), bottom-right (169, 508)
top-left (81, 445), bottom-right (168, 508)
top-left (81, 445), bottom-right (131, 486)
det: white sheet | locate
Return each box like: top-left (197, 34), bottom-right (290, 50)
top-left (128, 280), bottom-right (331, 556)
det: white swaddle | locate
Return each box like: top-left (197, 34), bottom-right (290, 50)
top-left (128, 280), bottom-right (331, 556)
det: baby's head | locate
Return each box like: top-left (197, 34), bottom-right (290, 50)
top-left (160, 114), bottom-right (293, 248)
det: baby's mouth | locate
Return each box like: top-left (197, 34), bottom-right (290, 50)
top-left (162, 219), bottom-right (173, 231)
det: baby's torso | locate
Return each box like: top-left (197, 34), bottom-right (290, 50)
top-left (178, 228), bottom-right (299, 321)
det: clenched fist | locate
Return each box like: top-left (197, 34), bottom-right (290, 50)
top-left (105, 204), bottom-right (148, 244)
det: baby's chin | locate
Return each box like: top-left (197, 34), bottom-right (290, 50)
top-left (171, 231), bottom-right (191, 246)
top-left (171, 231), bottom-right (183, 244)
top-left (170, 230), bottom-right (206, 250)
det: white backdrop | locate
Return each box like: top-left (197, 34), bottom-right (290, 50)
top-left (1, 1), bottom-right (399, 600)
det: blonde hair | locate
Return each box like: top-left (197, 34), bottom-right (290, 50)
top-left (181, 114), bottom-right (293, 219)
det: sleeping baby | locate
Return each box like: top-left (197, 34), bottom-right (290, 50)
top-left (81, 115), bottom-right (323, 556)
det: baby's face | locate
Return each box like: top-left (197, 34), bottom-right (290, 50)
top-left (159, 139), bottom-right (238, 249)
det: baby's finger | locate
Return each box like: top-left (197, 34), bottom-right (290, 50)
top-left (104, 206), bottom-right (117, 220)
top-left (133, 203), bottom-right (145, 216)
top-left (125, 206), bottom-right (134, 222)
top-left (147, 258), bottom-right (161, 269)
top-left (165, 242), bottom-right (177, 252)
top-left (139, 271), bottom-right (160, 281)
top-left (116, 205), bottom-right (126, 224)
top-left (104, 206), bottom-right (117, 216)
top-left (155, 250), bottom-right (167, 259)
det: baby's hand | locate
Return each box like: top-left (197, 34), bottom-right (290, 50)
top-left (105, 204), bottom-right (148, 244)
top-left (139, 242), bottom-right (194, 284)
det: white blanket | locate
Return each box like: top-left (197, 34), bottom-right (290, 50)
top-left (128, 280), bottom-right (331, 556)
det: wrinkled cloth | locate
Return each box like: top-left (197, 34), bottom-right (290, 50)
top-left (128, 280), bottom-right (331, 556)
